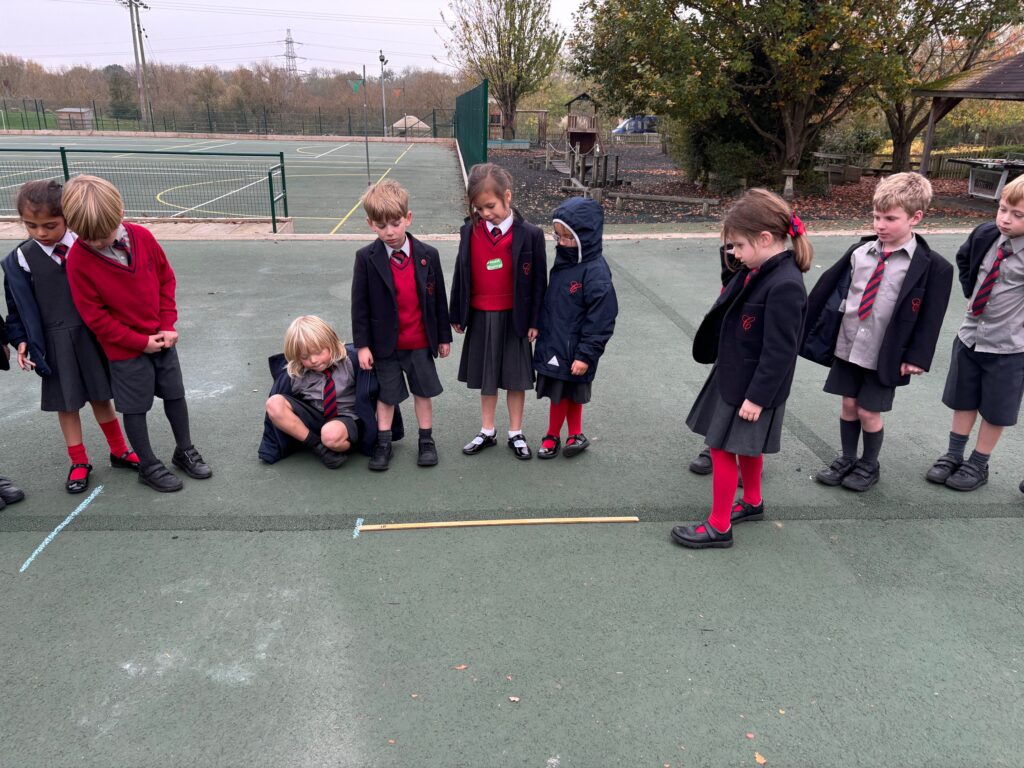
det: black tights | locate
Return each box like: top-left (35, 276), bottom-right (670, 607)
top-left (123, 398), bottom-right (193, 468)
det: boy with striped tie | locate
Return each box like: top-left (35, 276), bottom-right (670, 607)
top-left (926, 174), bottom-right (1024, 491)
top-left (802, 173), bottom-right (953, 491)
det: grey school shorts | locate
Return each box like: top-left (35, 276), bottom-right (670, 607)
top-left (109, 347), bottom-right (186, 414)
top-left (941, 337), bottom-right (1024, 427)
top-left (374, 348), bottom-right (442, 405)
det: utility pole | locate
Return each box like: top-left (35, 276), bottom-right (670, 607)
top-left (379, 50), bottom-right (388, 137)
top-left (118, 0), bottom-right (150, 130)
top-left (284, 29), bottom-right (299, 79)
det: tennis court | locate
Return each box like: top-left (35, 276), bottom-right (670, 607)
top-left (2, 233), bottom-right (1023, 766)
top-left (0, 134), bottom-right (466, 234)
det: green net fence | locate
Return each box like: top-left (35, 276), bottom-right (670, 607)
top-left (0, 147), bottom-right (288, 230)
top-left (454, 81), bottom-right (488, 174)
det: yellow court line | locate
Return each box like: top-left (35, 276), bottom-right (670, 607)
top-left (393, 144), bottom-right (414, 164)
top-left (329, 166), bottom-right (391, 235)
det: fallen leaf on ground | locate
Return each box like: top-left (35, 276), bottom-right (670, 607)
top-left (755, 752), bottom-right (767, 765)
top-left (453, 664), bottom-right (468, 670)
top-left (410, 693), bottom-right (419, 699)
top-left (506, 675), bottom-right (513, 681)
top-left (746, 733), bottom-right (755, 739)
top-left (387, 739), bottom-right (396, 745)
top-left (509, 696), bottom-right (521, 702)
top-left (779, 709), bottom-right (785, 715)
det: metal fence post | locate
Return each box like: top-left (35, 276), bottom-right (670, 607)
top-left (207, 103), bottom-right (214, 133)
top-left (59, 147), bottom-right (70, 180)
top-left (278, 151), bottom-right (288, 217)
top-left (318, 106), bottom-right (323, 135)
top-left (268, 171), bottom-right (278, 234)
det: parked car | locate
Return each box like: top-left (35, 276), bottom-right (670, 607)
top-left (611, 115), bottom-right (658, 134)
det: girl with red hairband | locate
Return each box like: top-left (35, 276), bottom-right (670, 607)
top-left (673, 189), bottom-right (813, 549)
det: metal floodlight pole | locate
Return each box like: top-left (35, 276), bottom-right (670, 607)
top-left (363, 65), bottom-right (371, 186)
top-left (379, 50), bottom-right (388, 137)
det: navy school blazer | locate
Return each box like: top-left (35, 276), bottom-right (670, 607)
top-left (2, 242), bottom-right (53, 377)
top-left (351, 235), bottom-right (453, 358)
top-left (449, 209), bottom-right (548, 337)
top-left (954, 221), bottom-right (1002, 299)
top-left (257, 344), bottom-right (404, 463)
top-left (801, 233), bottom-right (954, 387)
top-left (692, 251), bottom-right (808, 408)
top-left (0, 315), bottom-right (8, 370)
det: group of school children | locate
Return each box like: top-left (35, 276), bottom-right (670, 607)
top-left (2, 163), bottom-right (1023, 555)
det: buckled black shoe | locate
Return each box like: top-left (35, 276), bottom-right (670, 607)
top-left (418, 436), bottom-right (439, 467)
top-left (730, 499), bottom-right (764, 524)
top-left (0, 475), bottom-right (25, 506)
top-left (508, 434), bottom-right (532, 460)
top-left (66, 463), bottom-right (93, 494)
top-left (671, 521), bottom-right (733, 549)
top-left (689, 447), bottom-right (712, 475)
top-left (369, 440), bottom-right (393, 471)
top-left (311, 442), bottom-right (347, 469)
top-left (815, 456), bottom-right (857, 486)
top-left (926, 453), bottom-right (962, 484)
top-left (462, 432), bottom-right (498, 455)
top-left (840, 458), bottom-right (880, 492)
top-left (138, 462), bottom-right (184, 493)
top-left (538, 435), bottom-right (560, 459)
top-left (110, 450), bottom-right (141, 471)
top-left (563, 433), bottom-right (590, 458)
top-left (945, 461), bottom-right (988, 491)
top-left (172, 446), bottom-right (212, 479)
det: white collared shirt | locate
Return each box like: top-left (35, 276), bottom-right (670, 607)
top-left (490, 212), bottom-right (513, 237)
top-left (386, 237), bottom-right (410, 259)
top-left (16, 230), bottom-right (77, 271)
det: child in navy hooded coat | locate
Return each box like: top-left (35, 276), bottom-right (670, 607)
top-left (533, 197), bottom-right (618, 458)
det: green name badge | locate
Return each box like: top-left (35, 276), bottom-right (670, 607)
top-left (486, 258), bottom-right (504, 271)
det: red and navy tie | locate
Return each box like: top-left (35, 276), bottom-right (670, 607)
top-left (112, 238), bottom-right (129, 252)
top-left (971, 242), bottom-right (1012, 317)
top-left (322, 369), bottom-right (337, 420)
top-left (491, 226), bottom-right (501, 238)
top-left (389, 247), bottom-right (407, 268)
top-left (744, 268), bottom-right (759, 286)
top-left (858, 250), bottom-right (891, 320)
top-left (52, 243), bottom-right (68, 264)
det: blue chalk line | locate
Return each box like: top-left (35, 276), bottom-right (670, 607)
top-left (19, 484), bottom-right (104, 573)
top-left (353, 517), bottom-right (364, 539)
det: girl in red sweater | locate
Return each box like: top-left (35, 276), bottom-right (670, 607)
top-left (449, 164), bottom-right (548, 460)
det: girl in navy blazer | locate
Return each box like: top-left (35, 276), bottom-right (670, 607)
top-left (449, 163), bottom-right (547, 460)
top-left (673, 189), bottom-right (812, 550)
top-left (533, 197), bottom-right (618, 458)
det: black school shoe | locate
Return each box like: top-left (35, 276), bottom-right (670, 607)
top-left (508, 434), bottom-right (532, 460)
top-left (369, 441), bottom-right (393, 471)
top-left (462, 432), bottom-right (498, 455)
top-left (0, 475), bottom-right (26, 506)
top-left (730, 499), bottom-right (764, 524)
top-left (537, 435), bottom-right (560, 459)
top-left (172, 446), bottom-right (212, 479)
top-left (815, 456), bottom-right (857, 486)
top-left (945, 461), bottom-right (988, 491)
top-left (926, 453), bottom-right (962, 484)
top-left (110, 450), bottom-right (141, 471)
top-left (418, 436), bottom-right (439, 467)
top-left (66, 463), bottom-right (93, 494)
top-left (139, 462), bottom-right (184, 493)
top-left (671, 521), bottom-right (733, 549)
top-left (311, 442), bottom-right (347, 469)
top-left (563, 434), bottom-right (590, 458)
top-left (688, 447), bottom-right (712, 475)
top-left (840, 458), bottom-right (880, 492)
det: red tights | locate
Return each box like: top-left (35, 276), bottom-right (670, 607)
top-left (702, 448), bottom-right (763, 534)
top-left (542, 400), bottom-right (583, 449)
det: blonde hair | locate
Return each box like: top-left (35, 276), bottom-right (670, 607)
top-left (466, 162), bottom-right (513, 224)
top-left (283, 315), bottom-right (347, 378)
top-left (1001, 174), bottom-right (1024, 206)
top-left (722, 188), bottom-right (814, 273)
top-left (61, 175), bottom-right (124, 241)
top-left (873, 172), bottom-right (932, 217)
top-left (361, 179), bottom-right (409, 223)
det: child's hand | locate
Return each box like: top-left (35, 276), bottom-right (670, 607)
top-left (900, 362), bottom-right (924, 376)
top-left (452, 323), bottom-right (464, 334)
top-left (570, 359), bottom-right (589, 376)
top-left (438, 343), bottom-right (451, 359)
top-left (160, 330), bottom-right (179, 348)
top-left (528, 327), bottom-right (538, 342)
top-left (739, 399), bottom-right (763, 422)
top-left (144, 334), bottom-right (165, 353)
top-left (17, 342), bottom-right (35, 370)
top-left (358, 346), bottom-right (374, 370)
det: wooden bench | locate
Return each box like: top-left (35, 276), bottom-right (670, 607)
top-left (605, 191), bottom-right (720, 215)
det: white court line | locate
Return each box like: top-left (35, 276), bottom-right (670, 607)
top-left (312, 143), bottom-right (350, 159)
top-left (112, 139), bottom-right (222, 159)
top-left (19, 485), bottom-right (104, 573)
top-left (190, 142), bottom-right (237, 152)
top-left (169, 175), bottom-right (269, 217)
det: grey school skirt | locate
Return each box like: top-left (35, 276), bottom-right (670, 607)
top-left (686, 365), bottom-right (785, 456)
top-left (40, 325), bottom-right (112, 412)
top-left (458, 309), bottom-right (534, 395)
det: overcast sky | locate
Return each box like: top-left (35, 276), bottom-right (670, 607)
top-left (0, 0), bottom-right (583, 74)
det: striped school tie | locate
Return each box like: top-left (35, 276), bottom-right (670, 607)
top-left (744, 268), bottom-right (759, 286)
top-left (322, 368), bottom-right (337, 419)
top-left (971, 242), bottom-right (1012, 317)
top-left (389, 248), bottom-right (408, 268)
top-left (53, 243), bottom-right (68, 264)
top-left (858, 250), bottom-right (891, 320)
top-left (112, 238), bottom-right (129, 252)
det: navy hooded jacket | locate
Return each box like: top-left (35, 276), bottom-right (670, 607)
top-left (533, 197), bottom-right (618, 383)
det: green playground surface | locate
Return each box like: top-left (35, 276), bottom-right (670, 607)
top-left (0, 134), bottom-right (465, 235)
top-left (2, 233), bottom-right (1023, 766)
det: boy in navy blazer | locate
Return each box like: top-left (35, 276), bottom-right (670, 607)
top-left (802, 173), bottom-right (953, 491)
top-left (351, 179), bottom-right (451, 471)
top-left (925, 175), bottom-right (1024, 491)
